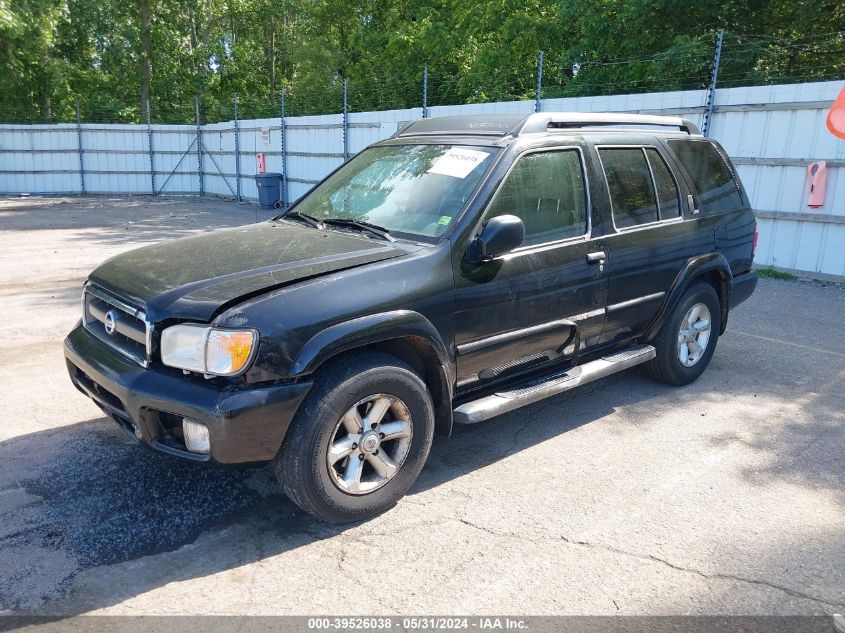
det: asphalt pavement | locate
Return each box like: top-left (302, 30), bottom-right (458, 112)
top-left (0, 196), bottom-right (842, 615)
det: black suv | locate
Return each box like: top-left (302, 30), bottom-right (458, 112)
top-left (65, 113), bottom-right (757, 522)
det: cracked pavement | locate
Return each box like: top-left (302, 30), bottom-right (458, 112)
top-left (0, 196), bottom-right (843, 615)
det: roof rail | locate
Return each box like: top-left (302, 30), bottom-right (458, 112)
top-left (511, 112), bottom-right (701, 136)
top-left (392, 114), bottom-right (524, 138)
top-left (390, 112), bottom-right (702, 139)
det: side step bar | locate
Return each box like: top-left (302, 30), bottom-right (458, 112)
top-left (453, 345), bottom-right (656, 424)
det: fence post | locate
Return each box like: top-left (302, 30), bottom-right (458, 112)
top-left (195, 96), bottom-right (204, 196)
top-left (702, 28), bottom-right (724, 137)
top-left (342, 78), bottom-right (349, 161)
top-left (75, 99), bottom-right (86, 194)
top-left (280, 88), bottom-right (289, 207)
top-left (234, 95), bottom-right (241, 201)
top-left (422, 66), bottom-right (429, 118)
top-left (144, 100), bottom-right (155, 196)
top-left (535, 50), bottom-right (544, 113)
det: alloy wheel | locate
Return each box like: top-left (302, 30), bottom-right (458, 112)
top-left (327, 394), bottom-right (413, 495)
top-left (677, 302), bottom-right (712, 367)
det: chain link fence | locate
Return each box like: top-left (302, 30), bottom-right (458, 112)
top-left (0, 30), bottom-right (843, 125)
top-left (1, 29), bottom-right (844, 279)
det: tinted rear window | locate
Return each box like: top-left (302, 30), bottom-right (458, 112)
top-left (645, 148), bottom-right (681, 219)
top-left (599, 148), bottom-right (658, 228)
top-left (668, 139), bottom-right (743, 213)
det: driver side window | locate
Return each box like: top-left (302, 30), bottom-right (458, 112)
top-left (486, 149), bottom-right (588, 247)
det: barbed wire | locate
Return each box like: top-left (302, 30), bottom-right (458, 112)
top-left (730, 31), bottom-right (845, 46)
top-left (569, 36), bottom-right (712, 68)
top-left (1, 30), bottom-right (841, 126)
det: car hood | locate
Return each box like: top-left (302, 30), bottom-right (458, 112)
top-left (88, 221), bottom-right (414, 322)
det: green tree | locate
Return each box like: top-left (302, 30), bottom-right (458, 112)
top-left (0, 0), bottom-right (843, 124)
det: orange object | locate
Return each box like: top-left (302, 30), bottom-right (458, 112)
top-left (826, 84), bottom-right (845, 139)
top-left (807, 161), bottom-right (827, 208)
top-left (256, 152), bottom-right (266, 174)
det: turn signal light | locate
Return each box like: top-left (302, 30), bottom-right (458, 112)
top-left (207, 330), bottom-right (256, 375)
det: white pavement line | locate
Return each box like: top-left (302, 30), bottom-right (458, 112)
top-left (731, 330), bottom-right (845, 358)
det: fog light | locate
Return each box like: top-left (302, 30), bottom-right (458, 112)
top-left (183, 418), bottom-right (210, 454)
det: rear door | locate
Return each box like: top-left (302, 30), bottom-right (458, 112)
top-left (596, 143), bottom-right (699, 341)
top-left (452, 145), bottom-right (608, 388)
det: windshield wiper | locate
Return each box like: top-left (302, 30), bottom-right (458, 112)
top-left (280, 210), bottom-right (324, 229)
top-left (322, 218), bottom-right (395, 242)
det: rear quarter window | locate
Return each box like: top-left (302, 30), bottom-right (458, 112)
top-left (667, 139), bottom-right (744, 213)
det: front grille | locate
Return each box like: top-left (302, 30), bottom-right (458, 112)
top-left (82, 285), bottom-right (152, 367)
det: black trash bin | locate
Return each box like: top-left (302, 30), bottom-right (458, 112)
top-left (255, 172), bottom-right (282, 209)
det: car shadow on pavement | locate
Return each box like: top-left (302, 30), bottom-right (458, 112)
top-left (1, 358), bottom-right (842, 614)
top-left (0, 373), bottom-right (630, 615)
top-left (0, 416), bottom-right (306, 613)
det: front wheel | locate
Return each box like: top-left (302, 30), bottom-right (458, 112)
top-left (645, 282), bottom-right (721, 386)
top-left (273, 352), bottom-right (435, 523)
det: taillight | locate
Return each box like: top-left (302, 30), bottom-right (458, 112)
top-left (751, 219), bottom-right (759, 260)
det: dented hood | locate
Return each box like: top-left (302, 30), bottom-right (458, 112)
top-left (87, 221), bottom-right (412, 322)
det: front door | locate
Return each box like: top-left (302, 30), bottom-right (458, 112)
top-left (453, 146), bottom-right (608, 388)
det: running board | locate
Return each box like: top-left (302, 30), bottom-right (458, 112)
top-left (453, 345), bottom-right (656, 424)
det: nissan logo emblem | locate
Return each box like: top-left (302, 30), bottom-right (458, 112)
top-left (104, 310), bottom-right (117, 335)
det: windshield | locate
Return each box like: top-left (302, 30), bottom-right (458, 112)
top-left (286, 144), bottom-right (497, 242)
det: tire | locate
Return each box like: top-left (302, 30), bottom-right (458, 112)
top-left (645, 282), bottom-right (721, 386)
top-left (273, 352), bottom-right (435, 523)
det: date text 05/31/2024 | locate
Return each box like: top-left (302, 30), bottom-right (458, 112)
top-left (307, 617), bottom-right (529, 630)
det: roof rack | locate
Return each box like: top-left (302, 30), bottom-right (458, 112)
top-left (512, 112), bottom-right (701, 136)
top-left (392, 114), bottom-right (524, 138)
top-left (392, 112), bottom-right (701, 138)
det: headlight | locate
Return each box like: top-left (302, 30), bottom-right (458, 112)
top-left (160, 324), bottom-right (257, 376)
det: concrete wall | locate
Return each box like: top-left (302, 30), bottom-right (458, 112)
top-left (1, 80), bottom-right (844, 279)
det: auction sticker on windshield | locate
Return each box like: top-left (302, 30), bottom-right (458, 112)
top-left (427, 148), bottom-right (490, 179)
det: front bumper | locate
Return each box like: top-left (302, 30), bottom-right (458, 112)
top-left (64, 323), bottom-right (312, 464)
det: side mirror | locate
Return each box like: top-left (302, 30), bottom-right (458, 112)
top-left (466, 214), bottom-right (525, 264)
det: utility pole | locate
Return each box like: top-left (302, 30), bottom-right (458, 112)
top-left (146, 100), bottom-right (155, 195)
top-left (342, 78), bottom-right (349, 160)
top-left (702, 28), bottom-right (724, 137)
top-left (280, 88), bottom-right (289, 207)
top-left (195, 97), bottom-right (203, 196)
top-left (234, 95), bottom-right (241, 201)
top-left (422, 66), bottom-right (429, 118)
top-left (75, 99), bottom-right (86, 194)
top-left (535, 50), bottom-right (544, 113)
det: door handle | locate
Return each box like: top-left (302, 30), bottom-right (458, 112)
top-left (687, 194), bottom-right (700, 215)
top-left (586, 251), bottom-right (606, 263)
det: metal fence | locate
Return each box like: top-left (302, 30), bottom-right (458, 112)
top-left (1, 76), bottom-right (844, 279)
top-left (4, 28), bottom-right (844, 126)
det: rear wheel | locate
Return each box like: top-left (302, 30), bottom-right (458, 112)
top-left (273, 352), bottom-right (435, 523)
top-left (645, 282), bottom-right (721, 386)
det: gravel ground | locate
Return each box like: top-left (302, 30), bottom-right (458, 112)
top-left (0, 195), bottom-right (843, 616)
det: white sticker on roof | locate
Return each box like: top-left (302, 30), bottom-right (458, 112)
top-left (427, 148), bottom-right (490, 179)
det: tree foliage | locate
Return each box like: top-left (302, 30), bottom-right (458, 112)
top-left (0, 0), bottom-right (843, 123)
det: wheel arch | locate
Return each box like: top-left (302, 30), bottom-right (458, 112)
top-left (645, 253), bottom-right (732, 341)
top-left (291, 310), bottom-right (455, 437)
